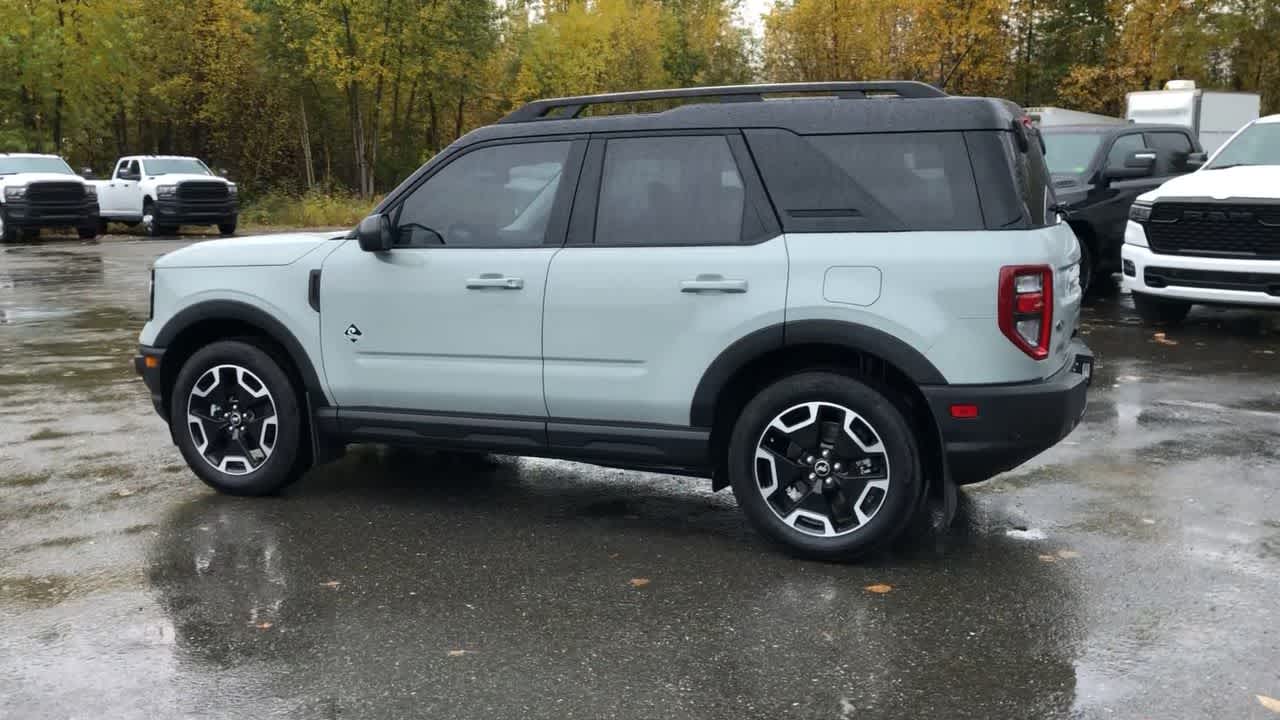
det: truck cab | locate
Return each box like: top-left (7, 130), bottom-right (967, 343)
top-left (0, 153), bottom-right (100, 242)
top-left (91, 155), bottom-right (237, 237)
top-left (1043, 124), bottom-right (1204, 294)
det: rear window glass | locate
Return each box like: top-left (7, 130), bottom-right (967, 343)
top-left (744, 130), bottom-right (983, 232)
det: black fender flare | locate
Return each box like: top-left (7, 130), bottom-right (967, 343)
top-left (153, 299), bottom-right (328, 405)
top-left (688, 319), bottom-right (947, 428)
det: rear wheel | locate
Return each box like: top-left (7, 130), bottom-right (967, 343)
top-left (170, 340), bottom-right (306, 495)
top-left (727, 372), bottom-right (923, 561)
top-left (1132, 292), bottom-right (1191, 327)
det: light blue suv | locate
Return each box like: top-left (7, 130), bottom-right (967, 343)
top-left (135, 82), bottom-right (1093, 559)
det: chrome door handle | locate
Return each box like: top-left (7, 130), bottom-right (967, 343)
top-left (680, 275), bottom-right (748, 294)
top-left (466, 274), bottom-right (523, 290)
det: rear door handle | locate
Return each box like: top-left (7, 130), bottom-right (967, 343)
top-left (466, 273), bottom-right (524, 290)
top-left (681, 274), bottom-right (748, 294)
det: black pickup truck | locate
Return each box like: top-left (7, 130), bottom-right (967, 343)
top-left (1042, 124), bottom-right (1205, 294)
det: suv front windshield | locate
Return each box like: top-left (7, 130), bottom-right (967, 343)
top-left (0, 156), bottom-right (75, 176)
top-left (143, 158), bottom-right (213, 176)
top-left (1205, 122), bottom-right (1280, 169)
top-left (1041, 131), bottom-right (1105, 175)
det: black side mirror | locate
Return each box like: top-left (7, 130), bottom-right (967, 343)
top-left (1105, 150), bottom-right (1156, 180)
top-left (356, 213), bottom-right (394, 252)
top-left (80, 167), bottom-right (95, 180)
top-left (1186, 151), bottom-right (1207, 170)
top-left (218, 168), bottom-right (230, 179)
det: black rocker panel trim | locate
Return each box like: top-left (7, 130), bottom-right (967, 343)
top-left (152, 299), bottom-right (328, 405)
top-left (689, 320), bottom-right (947, 428)
top-left (322, 407), bottom-right (712, 474)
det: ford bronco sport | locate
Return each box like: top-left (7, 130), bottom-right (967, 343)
top-left (135, 82), bottom-right (1093, 559)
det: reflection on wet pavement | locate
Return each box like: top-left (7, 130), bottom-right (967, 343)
top-left (2, 240), bottom-right (1278, 719)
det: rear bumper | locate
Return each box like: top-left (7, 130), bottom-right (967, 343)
top-left (923, 341), bottom-right (1093, 485)
top-left (134, 345), bottom-right (166, 419)
top-left (3, 199), bottom-right (99, 228)
top-left (155, 198), bottom-right (237, 224)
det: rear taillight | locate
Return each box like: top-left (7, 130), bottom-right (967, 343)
top-left (999, 265), bottom-right (1053, 360)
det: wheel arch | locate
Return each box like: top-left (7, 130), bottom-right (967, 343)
top-left (692, 320), bottom-right (950, 505)
top-left (153, 300), bottom-right (327, 420)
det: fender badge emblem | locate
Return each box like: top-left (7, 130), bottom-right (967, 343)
top-left (344, 324), bottom-right (363, 343)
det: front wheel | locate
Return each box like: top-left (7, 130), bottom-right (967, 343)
top-left (727, 372), bottom-right (923, 561)
top-left (0, 211), bottom-right (17, 243)
top-left (1132, 292), bottom-right (1191, 327)
top-left (170, 340), bottom-right (306, 495)
top-left (78, 224), bottom-right (99, 240)
top-left (142, 201), bottom-right (174, 237)
top-left (218, 217), bottom-right (237, 236)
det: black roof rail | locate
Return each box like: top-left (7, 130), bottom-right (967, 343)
top-left (498, 81), bottom-right (947, 124)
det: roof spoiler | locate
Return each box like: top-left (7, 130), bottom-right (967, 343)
top-left (499, 81), bottom-right (948, 124)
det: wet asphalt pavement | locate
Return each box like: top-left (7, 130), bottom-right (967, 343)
top-left (1, 235), bottom-right (1279, 720)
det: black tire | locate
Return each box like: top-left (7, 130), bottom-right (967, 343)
top-left (1132, 291), bottom-right (1191, 327)
top-left (21, 228), bottom-right (39, 241)
top-left (169, 340), bottom-right (306, 496)
top-left (218, 217), bottom-right (237, 236)
top-left (78, 224), bottom-right (98, 240)
top-left (97, 217), bottom-right (110, 235)
top-left (0, 211), bottom-right (17, 243)
top-left (142, 200), bottom-right (173, 237)
top-left (727, 372), bottom-right (923, 561)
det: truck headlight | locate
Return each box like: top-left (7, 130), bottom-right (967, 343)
top-left (4, 186), bottom-right (26, 200)
top-left (1128, 201), bottom-right (1152, 223)
top-left (84, 184), bottom-right (97, 198)
top-left (227, 183), bottom-right (237, 198)
top-left (157, 185), bottom-right (177, 199)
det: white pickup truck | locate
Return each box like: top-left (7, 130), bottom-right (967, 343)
top-left (89, 155), bottom-right (237, 237)
top-left (0, 153), bottom-right (100, 242)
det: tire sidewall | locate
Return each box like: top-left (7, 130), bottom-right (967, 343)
top-left (728, 372), bottom-right (921, 560)
top-left (169, 340), bottom-right (303, 495)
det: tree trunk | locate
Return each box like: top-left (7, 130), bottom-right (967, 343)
top-left (300, 95), bottom-right (315, 190)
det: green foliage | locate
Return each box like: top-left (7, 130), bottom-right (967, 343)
top-left (0, 0), bottom-right (1274, 205)
top-left (239, 190), bottom-right (378, 228)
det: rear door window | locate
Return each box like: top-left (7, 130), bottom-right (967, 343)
top-left (594, 135), bottom-right (748, 246)
top-left (1105, 133), bottom-right (1147, 170)
top-left (1145, 131), bottom-right (1194, 174)
top-left (744, 130), bottom-right (983, 232)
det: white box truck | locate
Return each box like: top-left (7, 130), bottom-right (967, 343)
top-left (1026, 106), bottom-right (1124, 127)
top-left (1125, 80), bottom-right (1261, 154)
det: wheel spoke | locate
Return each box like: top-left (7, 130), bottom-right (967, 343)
top-left (753, 400), bottom-right (893, 538)
top-left (186, 363), bottom-right (278, 477)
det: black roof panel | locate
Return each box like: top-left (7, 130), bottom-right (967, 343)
top-left (461, 94), bottom-right (1022, 147)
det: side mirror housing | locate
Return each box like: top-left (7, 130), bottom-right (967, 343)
top-left (356, 213), bottom-right (394, 252)
top-left (1105, 150), bottom-right (1156, 180)
top-left (1186, 151), bottom-right (1207, 170)
top-left (80, 167), bottom-right (95, 180)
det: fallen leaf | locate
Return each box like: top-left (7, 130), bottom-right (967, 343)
top-left (864, 583), bottom-right (892, 594)
top-left (319, 580), bottom-right (341, 589)
top-left (1141, 518), bottom-right (1156, 525)
top-left (629, 578), bottom-right (651, 588)
top-left (1038, 554), bottom-right (1057, 563)
top-left (251, 621), bottom-right (273, 630)
top-left (608, 553), bottom-right (620, 560)
top-left (1152, 332), bottom-right (1178, 346)
top-left (447, 649), bottom-right (475, 657)
top-left (114, 488), bottom-right (135, 497)
top-left (1056, 549), bottom-right (1081, 559)
top-left (1258, 695), bottom-right (1280, 713)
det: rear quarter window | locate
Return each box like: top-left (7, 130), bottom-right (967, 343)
top-left (744, 129), bottom-right (984, 232)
